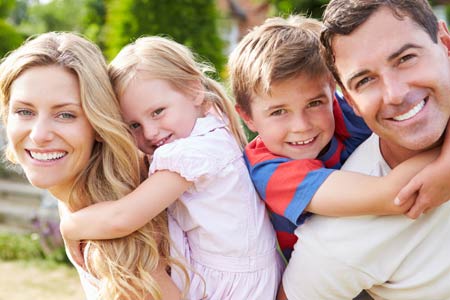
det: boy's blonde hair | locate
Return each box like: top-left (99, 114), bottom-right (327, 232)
top-left (109, 36), bottom-right (247, 149)
top-left (228, 15), bottom-right (329, 116)
top-left (0, 32), bottom-right (187, 300)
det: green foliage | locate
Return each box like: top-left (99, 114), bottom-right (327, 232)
top-left (0, 233), bottom-right (68, 264)
top-left (0, 233), bottom-right (43, 261)
top-left (0, 20), bottom-right (24, 58)
top-left (105, 0), bottom-right (226, 72)
top-left (270, 0), bottom-right (329, 19)
top-left (0, 0), bottom-right (15, 18)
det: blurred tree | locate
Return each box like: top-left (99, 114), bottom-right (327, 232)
top-left (269, 0), bottom-right (329, 19)
top-left (0, 0), bottom-right (24, 57)
top-left (105, 0), bottom-right (226, 72)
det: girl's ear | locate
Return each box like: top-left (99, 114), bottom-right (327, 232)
top-left (192, 80), bottom-right (205, 106)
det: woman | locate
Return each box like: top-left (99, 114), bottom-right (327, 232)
top-left (0, 32), bottom-right (186, 300)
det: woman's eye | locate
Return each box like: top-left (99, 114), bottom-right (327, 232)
top-left (151, 108), bottom-right (165, 117)
top-left (15, 109), bottom-right (33, 117)
top-left (58, 112), bottom-right (76, 119)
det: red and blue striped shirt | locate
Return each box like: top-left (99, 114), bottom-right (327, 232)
top-left (244, 92), bottom-right (371, 261)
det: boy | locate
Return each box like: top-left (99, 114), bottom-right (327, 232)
top-left (228, 15), bottom-right (449, 261)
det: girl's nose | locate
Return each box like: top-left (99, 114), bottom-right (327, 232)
top-left (29, 118), bottom-right (54, 145)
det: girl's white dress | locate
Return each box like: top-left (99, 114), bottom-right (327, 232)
top-left (150, 114), bottom-right (284, 300)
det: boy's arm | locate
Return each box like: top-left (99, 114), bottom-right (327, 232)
top-left (306, 148), bottom-right (440, 216)
top-left (60, 170), bottom-right (191, 241)
top-left (395, 122), bottom-right (450, 219)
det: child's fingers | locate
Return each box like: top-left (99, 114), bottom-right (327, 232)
top-left (405, 195), bottom-right (431, 219)
top-left (395, 178), bottom-right (421, 206)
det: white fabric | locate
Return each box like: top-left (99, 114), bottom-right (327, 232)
top-left (66, 245), bottom-right (99, 300)
top-left (283, 134), bottom-right (450, 300)
top-left (151, 114), bottom-right (284, 300)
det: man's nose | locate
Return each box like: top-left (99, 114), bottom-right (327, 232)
top-left (381, 72), bottom-right (408, 106)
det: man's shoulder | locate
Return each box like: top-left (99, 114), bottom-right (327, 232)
top-left (341, 134), bottom-right (390, 176)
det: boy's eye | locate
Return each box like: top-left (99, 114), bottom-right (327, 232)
top-left (270, 109), bottom-right (286, 116)
top-left (129, 123), bottom-right (140, 130)
top-left (307, 100), bottom-right (322, 108)
top-left (151, 108), bottom-right (165, 117)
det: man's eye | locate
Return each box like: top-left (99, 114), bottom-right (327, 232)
top-left (399, 54), bottom-right (416, 64)
top-left (355, 77), bottom-right (372, 90)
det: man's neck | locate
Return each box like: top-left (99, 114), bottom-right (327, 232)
top-left (379, 138), bottom-right (443, 168)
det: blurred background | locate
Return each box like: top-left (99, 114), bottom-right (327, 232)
top-left (0, 0), bottom-right (449, 298)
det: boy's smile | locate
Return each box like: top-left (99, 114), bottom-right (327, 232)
top-left (240, 73), bottom-right (336, 160)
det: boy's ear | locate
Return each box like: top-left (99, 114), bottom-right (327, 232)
top-left (235, 104), bottom-right (257, 132)
top-left (342, 89), bottom-right (362, 117)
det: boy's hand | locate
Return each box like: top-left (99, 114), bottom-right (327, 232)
top-left (395, 158), bottom-right (450, 219)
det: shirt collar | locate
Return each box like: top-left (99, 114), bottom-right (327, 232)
top-left (190, 113), bottom-right (227, 137)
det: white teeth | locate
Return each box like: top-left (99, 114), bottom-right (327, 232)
top-left (393, 100), bottom-right (425, 121)
top-left (155, 136), bottom-right (170, 147)
top-left (290, 137), bottom-right (314, 145)
top-left (30, 151), bottom-right (66, 161)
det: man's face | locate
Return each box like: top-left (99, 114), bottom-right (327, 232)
top-left (333, 7), bottom-right (450, 162)
top-left (238, 74), bottom-right (336, 160)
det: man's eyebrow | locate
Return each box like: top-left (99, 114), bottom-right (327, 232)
top-left (346, 70), bottom-right (370, 90)
top-left (345, 43), bottom-right (422, 89)
top-left (387, 43), bottom-right (422, 62)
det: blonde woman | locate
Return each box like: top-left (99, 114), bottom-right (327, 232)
top-left (0, 32), bottom-right (186, 300)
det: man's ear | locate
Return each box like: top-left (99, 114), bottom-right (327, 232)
top-left (438, 20), bottom-right (450, 55)
top-left (235, 104), bottom-right (257, 132)
top-left (342, 89), bottom-right (362, 117)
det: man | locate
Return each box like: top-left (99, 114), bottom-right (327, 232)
top-left (279, 1), bottom-right (450, 299)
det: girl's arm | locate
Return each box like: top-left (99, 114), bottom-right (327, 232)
top-left (60, 170), bottom-right (192, 241)
top-left (306, 148), bottom-right (440, 216)
top-left (395, 122), bottom-right (450, 219)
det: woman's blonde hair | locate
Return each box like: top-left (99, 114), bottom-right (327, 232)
top-left (109, 36), bottom-right (247, 149)
top-left (0, 32), bottom-right (187, 300)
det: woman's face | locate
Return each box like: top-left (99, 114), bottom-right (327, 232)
top-left (6, 65), bottom-right (96, 200)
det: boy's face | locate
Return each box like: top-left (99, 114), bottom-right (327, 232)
top-left (239, 73), bottom-right (336, 160)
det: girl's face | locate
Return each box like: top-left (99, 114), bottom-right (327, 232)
top-left (6, 65), bottom-right (96, 200)
top-left (120, 76), bottom-right (204, 154)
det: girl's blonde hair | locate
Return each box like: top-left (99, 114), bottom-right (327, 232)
top-left (0, 32), bottom-right (187, 300)
top-left (108, 36), bottom-right (247, 149)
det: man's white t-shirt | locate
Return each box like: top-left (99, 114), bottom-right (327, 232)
top-left (283, 134), bottom-right (450, 300)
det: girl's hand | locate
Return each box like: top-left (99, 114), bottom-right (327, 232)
top-left (65, 238), bottom-right (85, 270)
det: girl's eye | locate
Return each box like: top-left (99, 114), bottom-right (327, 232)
top-left (58, 112), bottom-right (76, 119)
top-left (151, 108), bottom-right (165, 117)
top-left (270, 109), bottom-right (286, 117)
top-left (129, 123), bottom-right (140, 130)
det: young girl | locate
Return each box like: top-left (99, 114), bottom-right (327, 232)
top-left (60, 36), bottom-right (284, 299)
